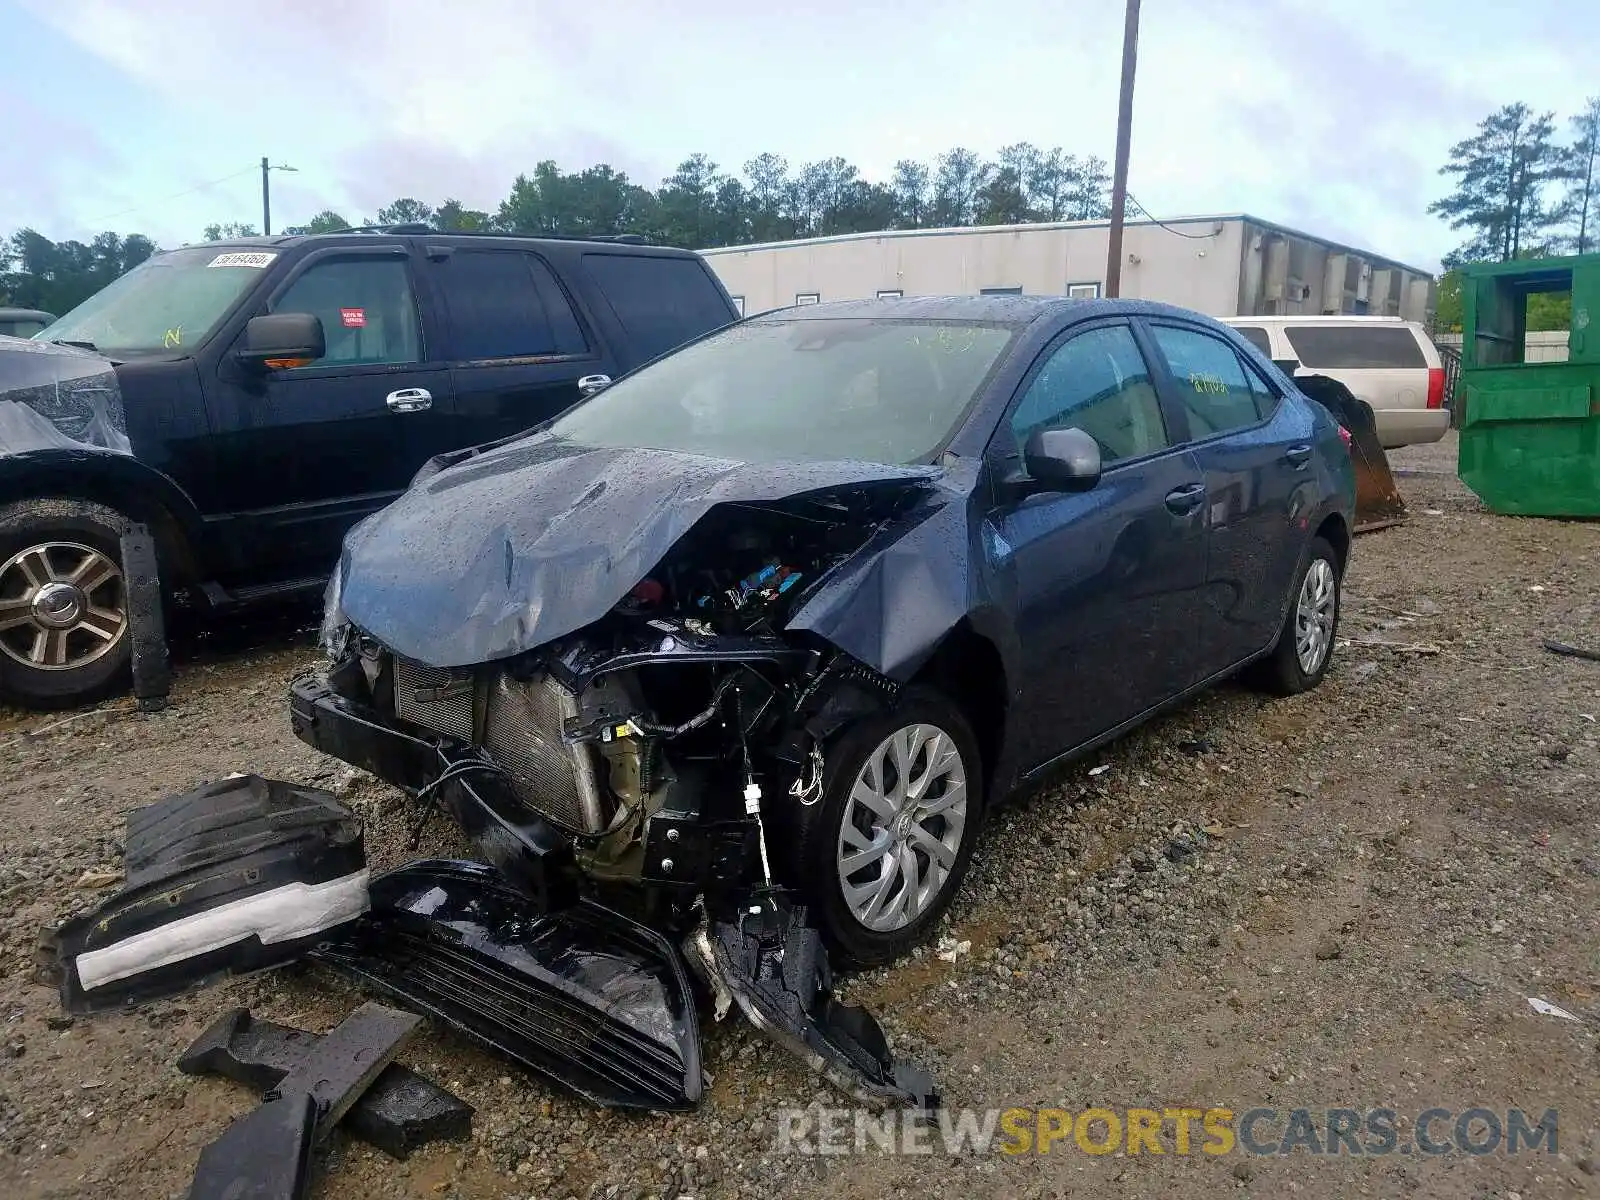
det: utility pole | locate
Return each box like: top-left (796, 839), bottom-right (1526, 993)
top-left (260, 158), bottom-right (298, 236)
top-left (1104, 0), bottom-right (1141, 298)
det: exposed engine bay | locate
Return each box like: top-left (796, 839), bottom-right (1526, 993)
top-left (293, 488), bottom-right (941, 1111)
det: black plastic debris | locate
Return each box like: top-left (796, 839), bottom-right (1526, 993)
top-left (691, 893), bottom-right (938, 1111)
top-left (188, 1001), bottom-right (420, 1200)
top-left (313, 860), bottom-right (703, 1111)
top-left (49, 775), bottom-right (367, 1014)
top-left (120, 524), bottom-right (170, 712)
top-left (189, 1091), bottom-right (317, 1200)
top-left (179, 1007), bottom-right (473, 1160)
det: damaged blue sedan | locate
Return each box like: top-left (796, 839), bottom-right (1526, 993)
top-left (284, 295), bottom-right (1355, 1108)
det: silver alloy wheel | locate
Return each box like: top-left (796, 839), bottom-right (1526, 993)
top-left (0, 541), bottom-right (127, 671)
top-left (1294, 557), bottom-right (1337, 675)
top-left (836, 722), bottom-right (969, 933)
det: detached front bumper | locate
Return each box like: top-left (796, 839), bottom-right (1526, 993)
top-left (289, 675), bottom-right (580, 912)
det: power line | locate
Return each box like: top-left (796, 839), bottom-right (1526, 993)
top-left (1126, 192), bottom-right (1217, 240)
top-left (76, 165), bottom-right (261, 231)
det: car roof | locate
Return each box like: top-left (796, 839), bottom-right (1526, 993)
top-left (750, 294), bottom-right (1230, 328)
top-left (0, 307), bottom-right (55, 321)
top-left (168, 231), bottom-right (702, 258)
top-left (1222, 314), bottom-right (1412, 324)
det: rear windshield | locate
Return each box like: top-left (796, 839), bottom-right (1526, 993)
top-left (581, 253), bottom-right (735, 363)
top-left (1283, 325), bottom-right (1427, 369)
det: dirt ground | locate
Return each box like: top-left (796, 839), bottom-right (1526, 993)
top-left (2, 432), bottom-right (1597, 1199)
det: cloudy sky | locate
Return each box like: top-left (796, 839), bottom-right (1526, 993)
top-left (2, 0), bottom-right (1592, 271)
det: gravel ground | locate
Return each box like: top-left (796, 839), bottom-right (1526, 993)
top-left (2, 432), bottom-right (1597, 1199)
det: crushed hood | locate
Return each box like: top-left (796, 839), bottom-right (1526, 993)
top-left (335, 433), bottom-right (949, 669)
top-left (0, 336), bottom-right (131, 456)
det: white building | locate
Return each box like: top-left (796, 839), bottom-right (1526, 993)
top-left (701, 214), bottom-right (1437, 324)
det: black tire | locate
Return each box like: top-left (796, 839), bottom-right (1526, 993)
top-left (1250, 535), bottom-right (1341, 697)
top-left (0, 499), bottom-right (134, 710)
top-left (789, 685), bottom-right (985, 968)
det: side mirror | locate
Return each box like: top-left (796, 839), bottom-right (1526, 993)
top-left (577, 373), bottom-right (612, 398)
top-left (1272, 357), bottom-right (1302, 376)
top-left (1023, 426), bottom-right (1102, 491)
top-left (236, 312), bottom-right (325, 368)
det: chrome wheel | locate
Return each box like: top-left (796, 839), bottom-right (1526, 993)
top-left (0, 541), bottom-right (127, 671)
top-left (1294, 557), bottom-right (1337, 675)
top-left (836, 722), bottom-right (969, 933)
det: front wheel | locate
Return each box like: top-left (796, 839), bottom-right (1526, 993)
top-left (0, 499), bottom-right (134, 710)
top-left (792, 686), bottom-right (984, 968)
top-left (1250, 535), bottom-right (1341, 696)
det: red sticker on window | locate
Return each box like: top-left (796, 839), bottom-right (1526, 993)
top-left (340, 307), bottom-right (366, 328)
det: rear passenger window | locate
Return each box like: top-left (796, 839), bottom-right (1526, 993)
top-left (1233, 326), bottom-right (1272, 357)
top-left (1149, 325), bottom-right (1265, 438)
top-left (1283, 325), bottom-right (1427, 369)
top-left (581, 253), bottom-right (735, 363)
top-left (437, 250), bottom-right (587, 360)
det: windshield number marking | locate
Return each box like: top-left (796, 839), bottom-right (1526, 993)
top-left (208, 252), bottom-right (278, 269)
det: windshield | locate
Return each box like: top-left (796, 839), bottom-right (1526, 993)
top-left (34, 246), bottom-right (276, 355)
top-left (548, 317), bottom-right (1016, 464)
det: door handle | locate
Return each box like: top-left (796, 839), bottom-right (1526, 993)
top-left (1284, 443), bottom-right (1313, 467)
top-left (386, 387), bottom-right (432, 413)
top-left (1164, 482), bottom-right (1206, 515)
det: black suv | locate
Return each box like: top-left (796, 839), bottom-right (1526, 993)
top-left (0, 230), bottom-right (740, 708)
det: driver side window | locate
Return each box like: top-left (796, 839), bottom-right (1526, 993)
top-left (1009, 323), bottom-right (1169, 463)
top-left (269, 257), bottom-right (421, 368)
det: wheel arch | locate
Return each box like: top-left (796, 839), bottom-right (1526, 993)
top-left (0, 451), bottom-right (205, 586)
top-left (908, 618), bottom-right (1011, 798)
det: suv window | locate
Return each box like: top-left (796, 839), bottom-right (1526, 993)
top-left (581, 253), bottom-right (733, 363)
top-left (1009, 323), bottom-right (1168, 463)
top-left (1233, 325), bottom-right (1272, 357)
top-left (271, 257), bottom-right (420, 366)
top-left (436, 250), bottom-right (587, 360)
top-left (1283, 325), bottom-right (1426, 369)
top-left (1149, 324), bottom-right (1266, 438)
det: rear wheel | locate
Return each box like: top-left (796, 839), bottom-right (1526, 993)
top-left (791, 686), bottom-right (984, 967)
top-left (1250, 535), bottom-right (1341, 696)
top-left (0, 499), bottom-right (133, 709)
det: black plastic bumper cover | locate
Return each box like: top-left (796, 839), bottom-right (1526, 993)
top-left (693, 894), bottom-right (938, 1111)
top-left (49, 775), bottom-right (367, 1014)
top-left (313, 860), bottom-right (703, 1111)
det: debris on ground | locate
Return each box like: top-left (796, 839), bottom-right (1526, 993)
top-left (1526, 996), bottom-right (1581, 1022)
top-left (1543, 637), bottom-right (1600, 663)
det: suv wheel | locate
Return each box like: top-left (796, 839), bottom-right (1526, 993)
top-left (0, 499), bottom-right (134, 709)
top-left (793, 686), bottom-right (984, 967)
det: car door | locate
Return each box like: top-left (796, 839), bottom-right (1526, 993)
top-left (201, 245), bottom-right (453, 579)
top-left (986, 320), bottom-right (1209, 769)
top-left (1142, 319), bottom-right (1308, 674)
top-left (427, 246), bottom-right (616, 449)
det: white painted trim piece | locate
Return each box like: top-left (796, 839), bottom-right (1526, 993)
top-left (75, 870), bottom-right (370, 992)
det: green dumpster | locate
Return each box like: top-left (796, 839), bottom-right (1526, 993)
top-left (1457, 252), bottom-right (1599, 516)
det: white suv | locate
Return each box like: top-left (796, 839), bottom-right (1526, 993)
top-left (1221, 316), bottom-right (1447, 448)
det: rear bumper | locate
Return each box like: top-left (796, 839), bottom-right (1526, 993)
top-left (289, 676), bottom-right (579, 910)
top-left (1374, 407), bottom-right (1449, 448)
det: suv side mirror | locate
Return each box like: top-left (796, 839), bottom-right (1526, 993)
top-left (1023, 426), bottom-right (1102, 491)
top-left (236, 313), bottom-right (325, 368)
top-left (1272, 357), bottom-right (1301, 376)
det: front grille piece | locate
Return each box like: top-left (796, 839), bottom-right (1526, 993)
top-left (392, 658), bottom-right (476, 742)
top-left (482, 672), bottom-right (607, 834)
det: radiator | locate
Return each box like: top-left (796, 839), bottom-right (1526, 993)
top-left (482, 672), bottom-right (607, 834)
